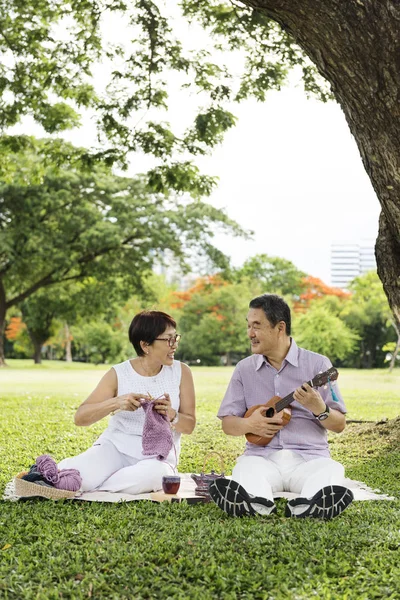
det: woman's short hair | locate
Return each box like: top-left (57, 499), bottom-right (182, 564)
top-left (249, 294), bottom-right (291, 335)
top-left (128, 310), bottom-right (177, 356)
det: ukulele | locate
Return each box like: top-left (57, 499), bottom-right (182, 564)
top-left (243, 367), bottom-right (339, 446)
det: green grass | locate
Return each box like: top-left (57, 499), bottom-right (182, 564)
top-left (1, 361), bottom-right (399, 599)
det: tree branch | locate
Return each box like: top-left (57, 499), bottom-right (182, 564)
top-left (0, 27), bottom-right (15, 52)
top-left (5, 271), bottom-right (60, 309)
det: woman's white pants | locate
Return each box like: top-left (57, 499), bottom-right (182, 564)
top-left (58, 440), bottom-right (174, 493)
top-left (232, 450), bottom-right (346, 500)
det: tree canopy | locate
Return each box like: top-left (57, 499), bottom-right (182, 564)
top-left (0, 0), bottom-right (326, 171)
top-left (0, 138), bottom-right (245, 364)
top-left (1, 0), bottom-right (399, 355)
top-left (293, 304), bottom-right (359, 364)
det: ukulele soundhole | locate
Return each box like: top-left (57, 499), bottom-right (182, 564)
top-left (265, 407), bottom-right (275, 418)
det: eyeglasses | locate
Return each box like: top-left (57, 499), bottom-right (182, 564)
top-left (154, 334), bottom-right (182, 347)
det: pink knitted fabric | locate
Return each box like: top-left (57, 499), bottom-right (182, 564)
top-left (141, 400), bottom-right (173, 460)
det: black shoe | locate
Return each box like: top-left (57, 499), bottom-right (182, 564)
top-left (209, 478), bottom-right (276, 517)
top-left (285, 485), bottom-right (354, 520)
top-left (22, 467), bottom-right (53, 485)
top-left (22, 469), bottom-right (45, 483)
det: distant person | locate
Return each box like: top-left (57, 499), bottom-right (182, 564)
top-left (209, 294), bottom-right (353, 519)
top-left (59, 311), bottom-right (195, 494)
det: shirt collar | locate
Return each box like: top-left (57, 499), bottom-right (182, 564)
top-left (255, 354), bottom-right (267, 371)
top-left (255, 337), bottom-right (299, 371)
top-left (285, 338), bottom-right (299, 367)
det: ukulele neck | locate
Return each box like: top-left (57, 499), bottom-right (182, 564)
top-left (274, 377), bottom-right (314, 413)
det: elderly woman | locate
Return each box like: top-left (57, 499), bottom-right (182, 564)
top-left (58, 310), bottom-right (195, 494)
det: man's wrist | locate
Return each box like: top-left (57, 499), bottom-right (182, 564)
top-left (311, 398), bottom-right (326, 415)
top-left (312, 403), bottom-right (330, 421)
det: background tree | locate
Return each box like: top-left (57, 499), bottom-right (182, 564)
top-left (340, 272), bottom-right (397, 369)
top-left (293, 271), bottom-right (397, 369)
top-left (0, 139), bottom-right (245, 365)
top-left (20, 295), bottom-right (58, 365)
top-left (71, 320), bottom-right (126, 365)
top-left (17, 278), bottom-right (127, 364)
top-left (175, 277), bottom-right (258, 365)
top-left (234, 254), bottom-right (306, 297)
top-left (293, 304), bottom-right (359, 365)
top-left (70, 273), bottom-right (181, 364)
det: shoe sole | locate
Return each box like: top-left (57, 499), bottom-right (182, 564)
top-left (209, 478), bottom-right (275, 517)
top-left (209, 478), bottom-right (255, 517)
top-left (287, 485), bottom-right (354, 520)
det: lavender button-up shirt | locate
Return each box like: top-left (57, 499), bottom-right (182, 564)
top-left (217, 339), bottom-right (347, 460)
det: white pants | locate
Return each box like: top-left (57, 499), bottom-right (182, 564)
top-left (232, 450), bottom-right (346, 501)
top-left (58, 440), bottom-right (174, 494)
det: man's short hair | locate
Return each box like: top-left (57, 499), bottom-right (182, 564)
top-left (249, 294), bottom-right (291, 335)
top-left (129, 310), bottom-right (177, 356)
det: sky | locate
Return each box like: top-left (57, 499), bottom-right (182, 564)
top-left (14, 8), bottom-right (381, 286)
top-left (196, 87), bottom-right (380, 284)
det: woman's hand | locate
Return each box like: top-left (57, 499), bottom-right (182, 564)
top-left (153, 393), bottom-right (175, 421)
top-left (114, 393), bottom-right (150, 413)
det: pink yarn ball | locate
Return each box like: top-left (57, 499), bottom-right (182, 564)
top-left (55, 469), bottom-right (82, 492)
top-left (36, 454), bottom-right (60, 484)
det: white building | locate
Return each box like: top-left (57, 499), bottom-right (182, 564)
top-left (330, 241), bottom-right (376, 289)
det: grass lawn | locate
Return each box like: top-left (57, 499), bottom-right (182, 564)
top-left (1, 361), bottom-right (399, 599)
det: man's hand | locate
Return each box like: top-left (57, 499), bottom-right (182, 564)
top-left (246, 406), bottom-right (284, 438)
top-left (293, 382), bottom-right (326, 415)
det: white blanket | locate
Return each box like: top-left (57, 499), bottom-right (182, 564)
top-left (43, 474), bottom-right (400, 503)
top-left (3, 473), bottom-right (396, 503)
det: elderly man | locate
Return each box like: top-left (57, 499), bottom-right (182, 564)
top-left (209, 293), bottom-right (353, 519)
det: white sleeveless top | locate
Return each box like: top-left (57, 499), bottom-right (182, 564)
top-left (96, 359), bottom-right (182, 465)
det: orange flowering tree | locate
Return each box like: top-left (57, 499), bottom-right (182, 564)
top-left (5, 317), bottom-right (25, 342)
top-left (4, 315), bottom-right (32, 358)
top-left (293, 276), bottom-right (350, 313)
top-left (174, 277), bottom-right (254, 365)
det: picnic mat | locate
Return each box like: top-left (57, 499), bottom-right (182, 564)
top-left (3, 473), bottom-right (396, 502)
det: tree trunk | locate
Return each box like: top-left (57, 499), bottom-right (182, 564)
top-left (33, 341), bottom-right (42, 364)
top-left (242, 0), bottom-right (400, 327)
top-left (389, 320), bottom-right (400, 372)
top-left (64, 323), bottom-right (72, 362)
top-left (389, 338), bottom-right (400, 372)
top-left (0, 279), bottom-right (7, 366)
top-left (28, 329), bottom-right (47, 365)
top-left (0, 320), bottom-right (6, 367)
